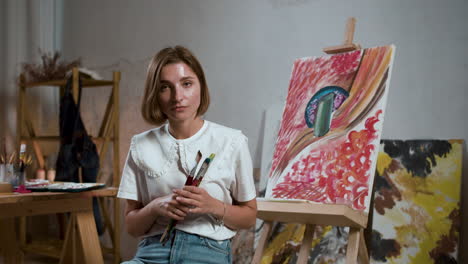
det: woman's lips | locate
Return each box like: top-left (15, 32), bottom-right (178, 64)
top-left (172, 106), bottom-right (187, 112)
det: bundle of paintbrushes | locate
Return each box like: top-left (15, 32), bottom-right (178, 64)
top-left (160, 153), bottom-right (216, 245)
top-left (0, 138), bottom-right (7, 183)
top-left (0, 142), bottom-right (32, 168)
top-left (0, 151), bottom-right (16, 165)
top-left (0, 137), bottom-right (12, 165)
top-left (14, 144), bottom-right (33, 192)
top-left (17, 154), bottom-right (33, 172)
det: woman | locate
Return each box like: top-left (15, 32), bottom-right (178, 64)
top-left (118, 46), bottom-right (257, 264)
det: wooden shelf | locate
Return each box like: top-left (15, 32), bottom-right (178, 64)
top-left (22, 240), bottom-right (62, 259)
top-left (20, 136), bottom-right (114, 142)
top-left (22, 79), bottom-right (114, 88)
top-left (17, 67), bottom-right (122, 263)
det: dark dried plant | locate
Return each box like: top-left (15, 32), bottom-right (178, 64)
top-left (19, 50), bottom-right (81, 83)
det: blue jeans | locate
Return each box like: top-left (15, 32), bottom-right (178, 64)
top-left (122, 230), bottom-right (232, 264)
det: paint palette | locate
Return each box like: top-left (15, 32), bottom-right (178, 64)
top-left (26, 180), bottom-right (105, 192)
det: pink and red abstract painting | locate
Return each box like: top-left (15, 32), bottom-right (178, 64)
top-left (266, 45), bottom-right (395, 212)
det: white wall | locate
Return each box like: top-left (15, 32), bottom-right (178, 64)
top-left (62, 0), bottom-right (468, 261)
top-left (0, 0), bottom-right (64, 154)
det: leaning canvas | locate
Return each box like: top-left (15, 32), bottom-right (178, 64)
top-left (266, 45), bottom-right (395, 213)
top-left (370, 139), bottom-right (463, 263)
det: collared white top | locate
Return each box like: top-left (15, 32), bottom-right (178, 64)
top-left (117, 120), bottom-right (256, 240)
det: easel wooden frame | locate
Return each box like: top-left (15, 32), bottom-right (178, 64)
top-left (252, 202), bottom-right (369, 264)
top-left (252, 17), bottom-right (370, 264)
top-left (16, 67), bottom-right (121, 263)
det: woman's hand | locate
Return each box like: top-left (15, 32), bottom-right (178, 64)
top-left (173, 186), bottom-right (257, 230)
top-left (149, 194), bottom-right (191, 221)
top-left (172, 186), bottom-right (222, 215)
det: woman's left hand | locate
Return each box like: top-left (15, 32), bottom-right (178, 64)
top-left (173, 186), bottom-right (221, 215)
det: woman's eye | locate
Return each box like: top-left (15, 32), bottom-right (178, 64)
top-left (160, 84), bottom-right (169, 91)
top-left (183, 81), bottom-right (192, 87)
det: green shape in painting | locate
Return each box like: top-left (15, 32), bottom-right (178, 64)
top-left (313, 92), bottom-right (335, 137)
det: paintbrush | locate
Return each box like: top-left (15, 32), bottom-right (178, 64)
top-left (23, 155), bottom-right (32, 166)
top-left (2, 137), bottom-right (6, 164)
top-left (160, 153), bottom-right (216, 245)
top-left (18, 144), bottom-right (26, 172)
top-left (8, 151), bottom-right (16, 164)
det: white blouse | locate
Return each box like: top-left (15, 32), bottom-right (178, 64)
top-left (117, 120), bottom-right (256, 240)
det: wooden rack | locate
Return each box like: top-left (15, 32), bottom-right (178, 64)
top-left (16, 67), bottom-right (121, 263)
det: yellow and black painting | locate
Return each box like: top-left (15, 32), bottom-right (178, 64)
top-left (371, 139), bottom-right (462, 263)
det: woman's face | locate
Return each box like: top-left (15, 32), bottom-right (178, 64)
top-left (158, 62), bottom-right (201, 123)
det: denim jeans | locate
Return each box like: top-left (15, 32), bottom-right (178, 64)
top-left (122, 230), bottom-right (232, 264)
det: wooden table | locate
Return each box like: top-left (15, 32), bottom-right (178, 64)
top-left (0, 187), bottom-right (118, 264)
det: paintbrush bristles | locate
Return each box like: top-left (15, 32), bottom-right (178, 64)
top-left (25, 155), bottom-right (33, 166)
top-left (0, 142), bottom-right (33, 166)
top-left (8, 151), bottom-right (16, 164)
top-left (2, 137), bottom-right (6, 163)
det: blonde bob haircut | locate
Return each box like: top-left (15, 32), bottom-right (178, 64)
top-left (141, 46), bottom-right (210, 126)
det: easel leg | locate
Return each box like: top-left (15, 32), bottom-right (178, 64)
top-left (346, 227), bottom-right (361, 264)
top-left (251, 221), bottom-right (273, 264)
top-left (113, 196), bottom-right (121, 264)
top-left (98, 197), bottom-right (111, 238)
top-left (358, 229), bottom-right (369, 264)
top-left (297, 224), bottom-right (316, 264)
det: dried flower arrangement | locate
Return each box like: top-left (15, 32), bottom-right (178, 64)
top-left (19, 50), bottom-right (81, 83)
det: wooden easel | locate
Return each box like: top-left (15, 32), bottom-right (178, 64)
top-left (323, 17), bottom-right (361, 54)
top-left (16, 67), bottom-right (121, 263)
top-left (252, 17), bottom-right (370, 264)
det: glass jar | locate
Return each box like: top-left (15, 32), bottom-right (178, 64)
top-left (5, 164), bottom-right (15, 186)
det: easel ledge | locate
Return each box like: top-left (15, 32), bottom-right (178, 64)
top-left (257, 201), bottom-right (367, 228)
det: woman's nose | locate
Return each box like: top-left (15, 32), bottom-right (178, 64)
top-left (172, 86), bottom-right (183, 102)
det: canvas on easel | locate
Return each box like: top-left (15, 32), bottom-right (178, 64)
top-left (254, 18), bottom-right (396, 264)
top-left (265, 44), bottom-right (395, 212)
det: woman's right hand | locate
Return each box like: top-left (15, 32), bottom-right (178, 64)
top-left (149, 194), bottom-right (190, 221)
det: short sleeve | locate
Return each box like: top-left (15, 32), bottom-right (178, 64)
top-left (117, 147), bottom-right (140, 201)
top-left (230, 135), bottom-right (256, 202)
